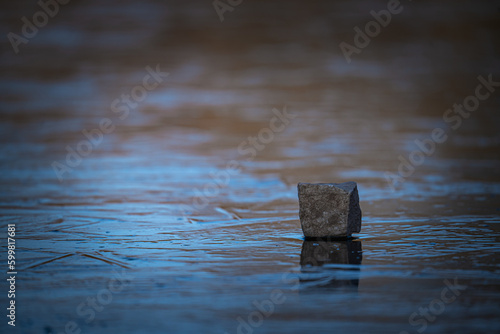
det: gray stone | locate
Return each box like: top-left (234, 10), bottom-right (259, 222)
top-left (298, 182), bottom-right (362, 238)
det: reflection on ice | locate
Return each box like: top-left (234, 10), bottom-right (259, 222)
top-left (300, 239), bottom-right (362, 290)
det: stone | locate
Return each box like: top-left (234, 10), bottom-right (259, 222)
top-left (298, 181), bottom-right (362, 239)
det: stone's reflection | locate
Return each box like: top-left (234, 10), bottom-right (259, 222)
top-left (300, 239), bottom-right (363, 266)
top-left (299, 239), bottom-right (362, 290)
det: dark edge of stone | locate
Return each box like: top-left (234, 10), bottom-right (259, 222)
top-left (347, 183), bottom-right (362, 234)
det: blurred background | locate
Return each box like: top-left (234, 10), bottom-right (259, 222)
top-left (0, 0), bottom-right (499, 333)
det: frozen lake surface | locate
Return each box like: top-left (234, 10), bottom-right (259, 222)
top-left (1, 1), bottom-right (499, 333)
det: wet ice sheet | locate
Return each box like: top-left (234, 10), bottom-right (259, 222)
top-left (4, 214), bottom-right (500, 333)
top-left (3, 108), bottom-right (500, 334)
top-left (1, 0), bottom-right (500, 333)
